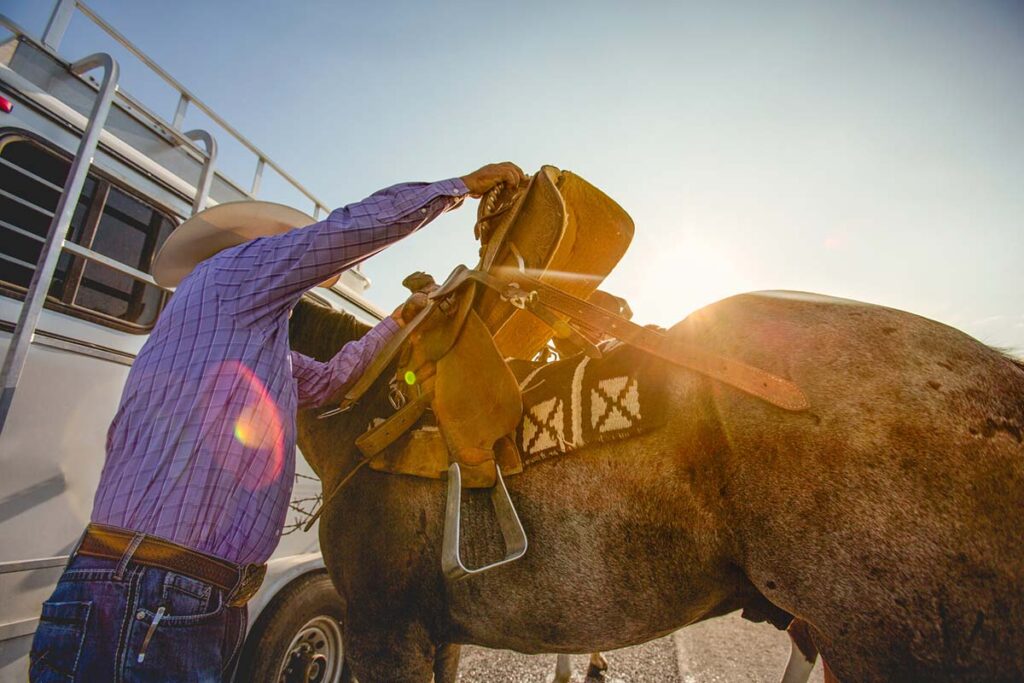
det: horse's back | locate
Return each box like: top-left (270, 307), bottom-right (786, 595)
top-left (675, 290), bottom-right (1024, 682)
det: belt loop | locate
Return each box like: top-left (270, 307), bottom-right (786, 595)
top-left (114, 532), bottom-right (146, 581)
top-left (64, 526), bottom-right (89, 570)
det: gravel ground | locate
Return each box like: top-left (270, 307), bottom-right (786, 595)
top-left (456, 611), bottom-right (825, 682)
top-left (457, 636), bottom-right (678, 683)
top-left (673, 612), bottom-right (824, 683)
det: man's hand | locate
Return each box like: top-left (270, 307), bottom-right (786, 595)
top-left (391, 291), bottom-right (430, 327)
top-left (460, 162), bottom-right (525, 198)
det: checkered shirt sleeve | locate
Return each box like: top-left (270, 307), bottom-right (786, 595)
top-left (212, 178), bottom-right (468, 325)
top-left (290, 316), bottom-right (400, 408)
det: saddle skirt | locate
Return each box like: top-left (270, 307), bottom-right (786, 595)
top-left (474, 166), bottom-right (634, 360)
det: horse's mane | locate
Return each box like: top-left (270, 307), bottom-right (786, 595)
top-left (289, 297), bottom-right (371, 361)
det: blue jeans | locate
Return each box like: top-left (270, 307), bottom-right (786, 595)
top-left (29, 554), bottom-right (247, 682)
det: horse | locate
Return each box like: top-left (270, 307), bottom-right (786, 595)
top-left (289, 289), bottom-right (1024, 682)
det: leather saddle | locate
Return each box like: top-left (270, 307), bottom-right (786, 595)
top-left (475, 165), bottom-right (635, 359)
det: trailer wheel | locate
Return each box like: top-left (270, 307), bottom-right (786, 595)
top-left (236, 572), bottom-right (348, 683)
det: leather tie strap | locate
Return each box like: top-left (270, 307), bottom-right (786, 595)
top-left (467, 269), bottom-right (811, 412)
top-left (356, 390), bottom-right (433, 457)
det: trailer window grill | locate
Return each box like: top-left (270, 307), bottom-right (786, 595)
top-left (0, 134), bottom-right (175, 331)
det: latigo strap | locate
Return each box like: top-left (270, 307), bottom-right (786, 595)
top-left (463, 268), bottom-right (811, 412)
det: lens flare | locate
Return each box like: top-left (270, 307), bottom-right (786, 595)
top-left (233, 404), bottom-right (267, 447)
top-left (214, 360), bottom-right (286, 489)
top-left (404, 370), bottom-right (417, 385)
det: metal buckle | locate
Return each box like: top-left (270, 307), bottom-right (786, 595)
top-left (227, 563), bottom-right (266, 607)
top-left (441, 463), bottom-right (528, 581)
top-left (387, 377), bottom-right (407, 411)
top-left (501, 283), bottom-right (537, 310)
top-left (437, 294), bottom-right (457, 316)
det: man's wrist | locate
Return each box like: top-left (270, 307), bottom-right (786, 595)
top-left (377, 315), bottom-right (402, 336)
top-left (436, 177), bottom-right (470, 197)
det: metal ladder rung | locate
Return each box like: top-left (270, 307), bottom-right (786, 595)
top-left (0, 219), bottom-right (47, 244)
top-left (0, 188), bottom-right (56, 217)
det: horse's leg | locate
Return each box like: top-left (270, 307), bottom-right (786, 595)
top-left (433, 643), bottom-right (461, 683)
top-left (552, 652), bottom-right (607, 682)
top-left (553, 654), bottom-right (572, 683)
top-left (586, 652), bottom-right (608, 680)
top-left (343, 621), bottom-right (435, 683)
top-left (781, 618), bottom-right (817, 683)
top-left (822, 658), bottom-right (840, 683)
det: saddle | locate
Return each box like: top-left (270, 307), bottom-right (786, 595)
top-left (309, 166), bottom-right (810, 581)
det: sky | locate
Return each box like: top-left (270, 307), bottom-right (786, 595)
top-left (7, 0), bottom-right (1023, 350)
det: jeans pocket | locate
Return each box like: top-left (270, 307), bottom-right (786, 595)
top-left (124, 605), bottom-right (230, 681)
top-left (161, 571), bottom-right (213, 616)
top-left (29, 601), bottom-right (91, 682)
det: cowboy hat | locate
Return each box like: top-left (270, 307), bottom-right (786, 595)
top-left (152, 200), bottom-right (340, 289)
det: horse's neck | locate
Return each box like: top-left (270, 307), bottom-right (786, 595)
top-left (297, 416), bottom-right (354, 491)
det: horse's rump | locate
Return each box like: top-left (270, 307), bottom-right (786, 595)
top-left (673, 291), bottom-right (1024, 681)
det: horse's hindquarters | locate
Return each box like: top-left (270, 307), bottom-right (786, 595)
top-left (686, 293), bottom-right (1024, 681)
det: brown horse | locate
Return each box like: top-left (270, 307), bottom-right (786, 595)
top-left (289, 290), bottom-right (1024, 683)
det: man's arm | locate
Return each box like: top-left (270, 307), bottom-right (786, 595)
top-left (291, 316), bottom-right (401, 409)
top-left (213, 163), bottom-right (524, 327)
top-left (291, 291), bottom-right (430, 408)
top-left (215, 179), bottom-right (465, 325)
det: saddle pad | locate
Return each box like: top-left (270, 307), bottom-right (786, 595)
top-left (514, 345), bottom-right (665, 466)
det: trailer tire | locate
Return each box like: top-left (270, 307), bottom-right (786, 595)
top-left (235, 571), bottom-right (349, 683)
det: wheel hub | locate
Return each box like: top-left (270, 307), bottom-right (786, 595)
top-left (278, 616), bottom-right (343, 683)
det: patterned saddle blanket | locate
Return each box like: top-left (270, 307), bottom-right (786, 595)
top-left (512, 344), bottom-right (666, 466)
top-left (367, 344), bottom-right (665, 481)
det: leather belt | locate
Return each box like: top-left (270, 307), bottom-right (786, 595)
top-left (77, 523), bottom-right (266, 607)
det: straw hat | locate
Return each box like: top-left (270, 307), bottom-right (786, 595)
top-left (152, 201), bottom-right (339, 289)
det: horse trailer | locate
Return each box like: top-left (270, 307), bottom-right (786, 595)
top-left (0, 3), bottom-right (382, 680)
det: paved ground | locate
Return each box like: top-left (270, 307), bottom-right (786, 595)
top-left (457, 611), bottom-right (825, 682)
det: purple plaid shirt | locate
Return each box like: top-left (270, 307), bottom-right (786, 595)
top-left (91, 178), bottom-right (468, 564)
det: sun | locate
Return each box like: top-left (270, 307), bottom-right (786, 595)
top-left (607, 239), bottom-right (752, 327)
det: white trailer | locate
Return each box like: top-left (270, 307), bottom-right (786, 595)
top-left (0, 3), bottom-right (379, 680)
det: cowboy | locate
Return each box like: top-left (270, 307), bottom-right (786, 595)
top-left (28, 162), bottom-right (525, 682)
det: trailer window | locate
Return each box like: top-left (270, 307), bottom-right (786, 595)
top-left (0, 135), bottom-right (176, 331)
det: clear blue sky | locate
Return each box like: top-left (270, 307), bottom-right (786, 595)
top-left (8, 0), bottom-right (1024, 349)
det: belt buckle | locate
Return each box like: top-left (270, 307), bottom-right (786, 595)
top-left (227, 563), bottom-right (266, 607)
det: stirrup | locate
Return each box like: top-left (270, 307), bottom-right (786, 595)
top-left (441, 462), bottom-right (528, 580)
